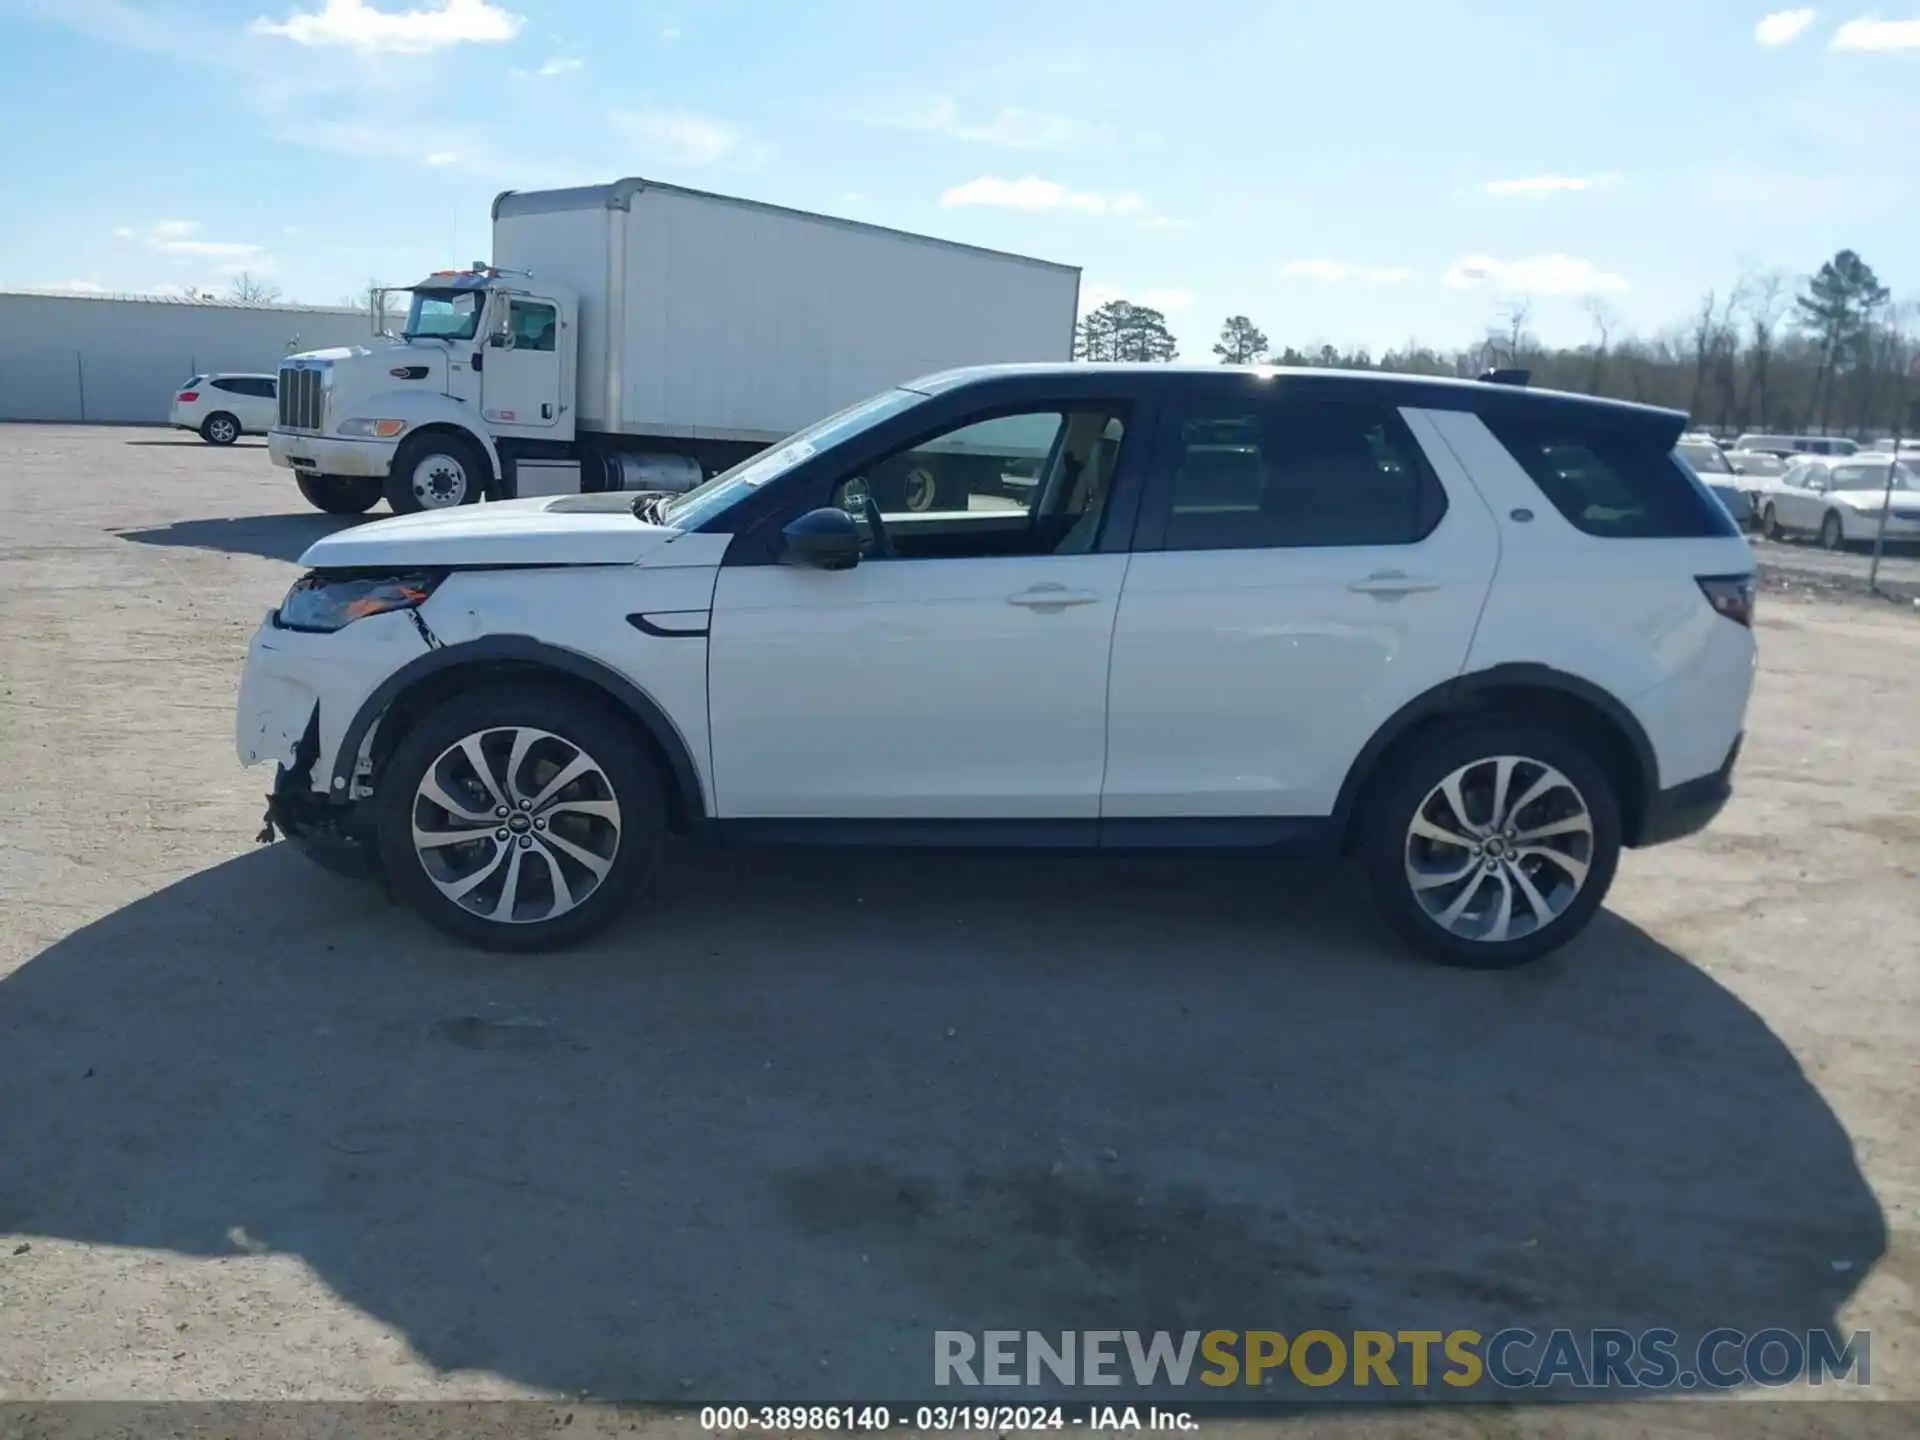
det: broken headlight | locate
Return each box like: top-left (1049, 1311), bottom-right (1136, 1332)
top-left (277, 570), bottom-right (444, 632)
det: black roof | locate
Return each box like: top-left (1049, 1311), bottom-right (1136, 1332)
top-left (904, 363), bottom-right (1688, 433)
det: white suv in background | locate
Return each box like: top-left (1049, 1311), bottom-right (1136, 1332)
top-left (171, 373), bottom-right (278, 445)
top-left (235, 365), bottom-right (1757, 968)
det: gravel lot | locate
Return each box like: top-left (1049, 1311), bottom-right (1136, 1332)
top-left (1, 426), bottom-right (1916, 1434)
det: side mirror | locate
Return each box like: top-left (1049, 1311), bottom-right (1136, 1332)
top-left (779, 506), bottom-right (862, 570)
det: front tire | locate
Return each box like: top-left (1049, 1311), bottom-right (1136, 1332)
top-left (386, 432), bottom-right (487, 515)
top-left (200, 412), bottom-right (241, 446)
top-left (296, 473), bottom-right (382, 515)
top-left (1359, 720), bottom-right (1622, 969)
top-left (1820, 510), bottom-right (1845, 551)
top-left (1761, 504), bottom-right (1783, 541)
top-left (375, 685), bottom-right (664, 951)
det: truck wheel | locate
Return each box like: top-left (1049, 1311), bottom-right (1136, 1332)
top-left (296, 473), bottom-right (383, 515)
top-left (200, 412), bottom-right (241, 446)
top-left (387, 433), bottom-right (487, 514)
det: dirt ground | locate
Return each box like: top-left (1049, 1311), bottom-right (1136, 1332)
top-left (1, 426), bottom-right (1916, 1436)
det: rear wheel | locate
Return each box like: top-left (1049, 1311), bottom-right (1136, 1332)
top-left (296, 473), bottom-right (382, 515)
top-left (1819, 510), bottom-right (1846, 551)
top-left (386, 432), bottom-right (487, 514)
top-left (375, 685), bottom-right (664, 951)
top-left (200, 412), bottom-right (241, 446)
top-left (1761, 504), bottom-right (1783, 541)
top-left (1359, 720), bottom-right (1622, 968)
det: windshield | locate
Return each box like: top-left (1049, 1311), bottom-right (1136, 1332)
top-left (1831, 462), bottom-right (1919, 491)
top-left (662, 387), bottom-right (933, 529)
top-left (403, 287), bottom-right (484, 341)
top-left (1675, 442), bottom-right (1732, 475)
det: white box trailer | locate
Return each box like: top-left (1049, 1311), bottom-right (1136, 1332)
top-left (268, 178), bottom-right (1082, 516)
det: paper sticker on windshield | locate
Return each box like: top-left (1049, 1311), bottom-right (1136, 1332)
top-left (738, 439), bottom-right (815, 487)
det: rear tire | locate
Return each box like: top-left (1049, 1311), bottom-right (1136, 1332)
top-left (374, 684), bottom-right (664, 951)
top-left (1820, 510), bottom-right (1845, 551)
top-left (386, 432), bottom-right (487, 515)
top-left (296, 473), bottom-right (382, 515)
top-left (200, 412), bottom-right (241, 446)
top-left (1761, 504), bottom-right (1783, 541)
top-left (1359, 719), bottom-right (1622, 969)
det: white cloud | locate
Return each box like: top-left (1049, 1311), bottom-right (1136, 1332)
top-left (1080, 282), bottom-right (1194, 315)
top-left (163, 241), bottom-right (262, 258)
top-left (1444, 253), bottom-right (1630, 295)
top-left (26, 280), bottom-right (109, 294)
top-left (536, 56), bottom-right (583, 76)
top-left (940, 175), bottom-right (1144, 216)
top-left (251, 0), bottom-right (523, 53)
top-left (424, 150), bottom-right (461, 165)
top-left (1278, 259), bottom-right (1412, 284)
top-left (1831, 14), bottom-right (1920, 49)
top-left (660, 24), bottom-right (682, 40)
top-left (1756, 8), bottom-right (1819, 46)
top-left (1144, 214), bottom-right (1195, 231)
top-left (884, 99), bottom-right (1081, 151)
top-left (1478, 172), bottom-right (1623, 199)
top-left (114, 220), bottom-right (266, 267)
top-left (610, 110), bottom-right (741, 166)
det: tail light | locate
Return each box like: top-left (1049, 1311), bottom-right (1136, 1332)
top-left (1697, 574), bottom-right (1755, 627)
top-left (177, 391), bottom-right (199, 402)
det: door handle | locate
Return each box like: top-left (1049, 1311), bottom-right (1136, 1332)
top-left (1007, 583), bottom-right (1100, 611)
top-left (1347, 570), bottom-right (1441, 598)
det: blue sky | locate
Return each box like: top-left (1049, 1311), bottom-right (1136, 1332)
top-left (1, 0), bottom-right (1916, 355)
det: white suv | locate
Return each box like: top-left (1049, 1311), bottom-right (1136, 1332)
top-left (235, 365), bottom-right (1756, 967)
top-left (171, 373), bottom-right (278, 445)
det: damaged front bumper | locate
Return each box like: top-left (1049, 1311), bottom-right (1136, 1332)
top-left (258, 713), bottom-right (380, 880)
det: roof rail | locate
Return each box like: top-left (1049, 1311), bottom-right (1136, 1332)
top-left (1479, 367), bottom-right (1531, 387)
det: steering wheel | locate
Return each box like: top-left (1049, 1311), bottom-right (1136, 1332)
top-left (860, 494), bottom-right (895, 559)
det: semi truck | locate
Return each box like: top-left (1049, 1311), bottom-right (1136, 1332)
top-left (267, 178), bottom-right (1082, 516)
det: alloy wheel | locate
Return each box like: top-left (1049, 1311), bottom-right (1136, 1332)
top-left (409, 726), bottom-right (622, 925)
top-left (209, 417), bottom-right (237, 444)
top-left (1403, 755), bottom-right (1595, 945)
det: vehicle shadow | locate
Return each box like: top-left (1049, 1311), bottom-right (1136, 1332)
top-left (0, 844), bottom-right (1884, 1405)
top-left (114, 513), bottom-right (372, 563)
top-left (122, 439), bottom-right (269, 448)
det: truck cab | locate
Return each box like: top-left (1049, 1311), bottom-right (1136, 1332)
top-left (269, 267), bottom-right (595, 515)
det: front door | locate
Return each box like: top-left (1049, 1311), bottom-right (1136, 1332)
top-left (706, 405), bottom-right (1135, 820)
top-left (1102, 385), bottom-right (1500, 818)
top-left (482, 297), bottom-right (562, 431)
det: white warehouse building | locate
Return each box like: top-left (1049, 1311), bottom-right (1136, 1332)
top-left (0, 290), bottom-right (377, 425)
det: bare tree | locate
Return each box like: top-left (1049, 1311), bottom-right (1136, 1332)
top-left (227, 272), bottom-right (282, 305)
top-left (1490, 297), bottom-right (1533, 367)
top-left (1582, 298), bottom-right (1617, 393)
top-left (1738, 270), bottom-right (1790, 429)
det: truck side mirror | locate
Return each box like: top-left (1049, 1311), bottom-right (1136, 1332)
top-left (779, 507), bottom-right (862, 570)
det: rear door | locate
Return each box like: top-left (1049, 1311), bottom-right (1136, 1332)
top-left (1101, 382), bottom-right (1500, 820)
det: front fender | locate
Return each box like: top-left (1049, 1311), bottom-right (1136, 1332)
top-left (358, 389), bottom-right (501, 480)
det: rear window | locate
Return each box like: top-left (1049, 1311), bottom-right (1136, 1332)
top-left (1483, 413), bottom-right (1736, 538)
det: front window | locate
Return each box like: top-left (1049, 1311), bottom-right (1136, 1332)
top-left (663, 387), bottom-right (933, 530)
top-left (402, 287), bottom-right (485, 342)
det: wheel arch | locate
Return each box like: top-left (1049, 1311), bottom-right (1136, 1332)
top-left (397, 421), bottom-right (502, 496)
top-left (330, 636), bottom-right (706, 832)
top-left (1333, 664), bottom-right (1659, 851)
